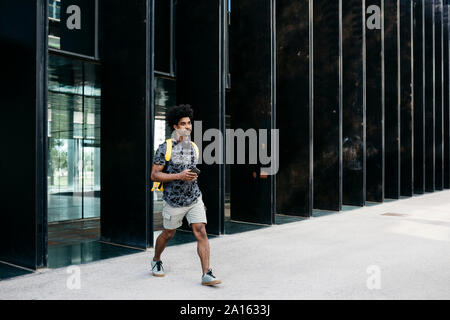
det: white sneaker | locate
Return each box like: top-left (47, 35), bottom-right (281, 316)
top-left (151, 259), bottom-right (165, 277)
top-left (201, 268), bottom-right (221, 286)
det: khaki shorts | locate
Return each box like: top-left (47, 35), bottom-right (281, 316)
top-left (162, 196), bottom-right (207, 230)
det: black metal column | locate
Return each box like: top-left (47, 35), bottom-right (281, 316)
top-left (414, 0), bottom-right (426, 194)
top-left (425, 0), bottom-right (435, 191)
top-left (313, 0), bottom-right (343, 211)
top-left (444, 0), bottom-right (450, 188)
top-left (230, 0), bottom-right (276, 224)
top-left (0, 0), bottom-right (48, 269)
top-left (435, 0), bottom-right (445, 190)
top-left (366, 0), bottom-right (385, 202)
top-left (400, 0), bottom-right (414, 196)
top-left (176, 0), bottom-right (226, 235)
top-left (276, 0), bottom-right (312, 216)
top-left (342, 0), bottom-right (366, 206)
top-left (384, 0), bottom-right (401, 199)
top-left (100, 0), bottom-right (153, 248)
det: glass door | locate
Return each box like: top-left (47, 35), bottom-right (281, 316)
top-left (153, 76), bottom-right (176, 231)
top-left (48, 54), bottom-right (101, 223)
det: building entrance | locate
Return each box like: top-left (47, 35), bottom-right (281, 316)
top-left (47, 54), bottom-right (101, 223)
top-left (153, 76), bottom-right (176, 232)
top-left (47, 53), bottom-right (101, 250)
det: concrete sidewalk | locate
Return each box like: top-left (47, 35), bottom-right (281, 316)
top-left (1, 191), bottom-right (450, 300)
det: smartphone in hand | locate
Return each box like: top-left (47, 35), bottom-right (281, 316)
top-left (190, 167), bottom-right (201, 175)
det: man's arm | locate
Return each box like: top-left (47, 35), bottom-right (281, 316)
top-left (151, 164), bottom-right (197, 182)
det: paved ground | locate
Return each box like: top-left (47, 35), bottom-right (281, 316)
top-left (1, 191), bottom-right (450, 300)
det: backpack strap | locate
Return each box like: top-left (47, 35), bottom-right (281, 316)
top-left (151, 181), bottom-right (163, 192)
top-left (165, 138), bottom-right (173, 161)
top-left (152, 139), bottom-right (199, 192)
top-left (191, 141), bottom-right (199, 159)
top-left (151, 139), bottom-right (173, 192)
top-left (165, 139), bottom-right (198, 162)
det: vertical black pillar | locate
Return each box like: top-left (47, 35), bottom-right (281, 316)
top-left (366, 0), bottom-right (385, 202)
top-left (385, 0), bottom-right (401, 199)
top-left (444, 0), bottom-right (450, 188)
top-left (100, 0), bottom-right (153, 248)
top-left (176, 0), bottom-right (226, 235)
top-left (414, 0), bottom-right (426, 194)
top-left (0, 0), bottom-right (47, 269)
top-left (230, 0), bottom-right (276, 224)
top-left (276, 0), bottom-right (312, 216)
top-left (400, 0), bottom-right (414, 196)
top-left (435, 0), bottom-right (444, 190)
top-left (342, 0), bottom-right (366, 206)
top-left (313, 0), bottom-right (342, 211)
top-left (425, 0), bottom-right (435, 191)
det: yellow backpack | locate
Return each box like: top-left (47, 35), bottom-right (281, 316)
top-left (151, 138), bottom-right (199, 192)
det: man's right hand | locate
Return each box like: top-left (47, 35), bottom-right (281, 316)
top-left (177, 169), bottom-right (198, 182)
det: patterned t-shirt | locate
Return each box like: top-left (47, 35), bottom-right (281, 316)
top-left (153, 139), bottom-right (202, 207)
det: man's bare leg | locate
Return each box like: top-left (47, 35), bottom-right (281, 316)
top-left (153, 229), bottom-right (176, 261)
top-left (191, 223), bottom-right (210, 275)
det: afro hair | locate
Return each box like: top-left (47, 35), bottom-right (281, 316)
top-left (166, 104), bottom-right (194, 131)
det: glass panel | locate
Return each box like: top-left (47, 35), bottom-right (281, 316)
top-left (49, 0), bottom-right (61, 20)
top-left (153, 77), bottom-right (176, 231)
top-left (48, 0), bottom-right (61, 49)
top-left (155, 0), bottom-right (172, 73)
top-left (83, 62), bottom-right (101, 219)
top-left (48, 54), bottom-right (101, 223)
top-left (48, 56), bottom-right (83, 222)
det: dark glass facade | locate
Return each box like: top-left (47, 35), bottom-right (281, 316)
top-left (2, 0), bottom-right (450, 271)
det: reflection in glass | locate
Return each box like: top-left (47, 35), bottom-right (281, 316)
top-left (153, 77), bottom-right (176, 230)
top-left (48, 0), bottom-right (61, 49)
top-left (49, 0), bottom-right (61, 20)
top-left (47, 54), bottom-right (101, 223)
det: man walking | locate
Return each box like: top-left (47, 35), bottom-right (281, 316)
top-left (150, 104), bottom-right (221, 286)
